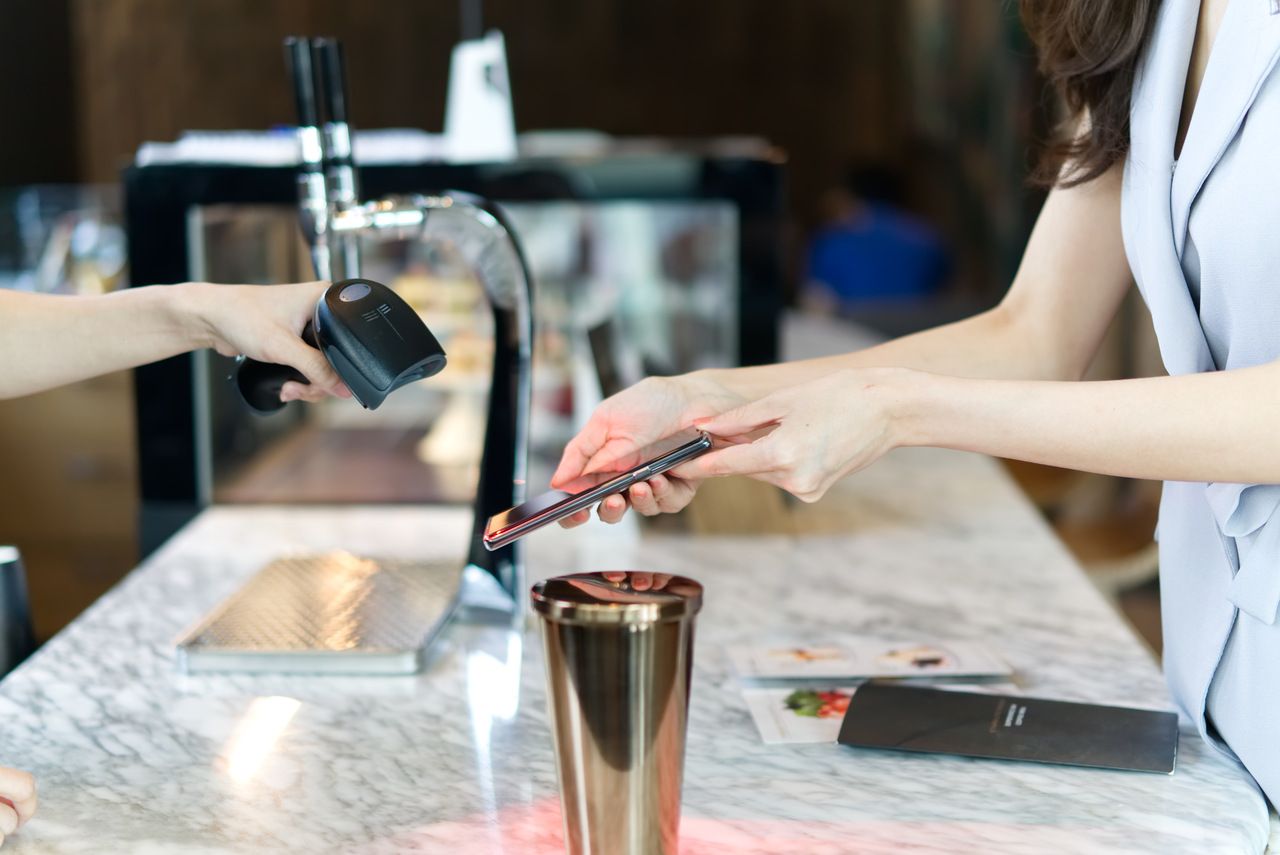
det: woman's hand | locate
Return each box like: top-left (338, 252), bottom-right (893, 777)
top-left (551, 372), bottom-right (745, 527)
top-left (184, 281), bottom-right (351, 404)
top-left (673, 367), bottom-right (911, 502)
top-left (0, 766), bottom-right (37, 846)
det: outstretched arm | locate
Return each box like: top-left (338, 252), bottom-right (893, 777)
top-left (902, 364), bottom-right (1278, 484)
top-left (0, 282), bottom-right (349, 402)
top-left (678, 361), bottom-right (1277, 504)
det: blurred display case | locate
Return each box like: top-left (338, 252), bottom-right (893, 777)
top-left (127, 153), bottom-right (785, 555)
top-left (190, 199), bottom-right (738, 510)
top-left (0, 185), bottom-right (126, 295)
top-left (0, 185), bottom-right (136, 638)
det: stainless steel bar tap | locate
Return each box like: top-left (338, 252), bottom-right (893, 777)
top-left (283, 37), bottom-right (333, 281)
top-left (283, 37), bottom-right (534, 612)
top-left (311, 38), bottom-right (361, 281)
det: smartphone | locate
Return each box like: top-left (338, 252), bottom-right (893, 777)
top-left (483, 432), bottom-right (713, 551)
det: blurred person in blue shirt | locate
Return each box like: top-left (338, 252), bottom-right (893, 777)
top-left (804, 165), bottom-right (951, 309)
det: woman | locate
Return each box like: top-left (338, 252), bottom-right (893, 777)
top-left (554, 0), bottom-right (1280, 807)
top-left (0, 280), bottom-right (348, 843)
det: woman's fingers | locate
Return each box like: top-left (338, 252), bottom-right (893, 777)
top-left (560, 474), bottom-right (696, 528)
top-left (605, 473), bottom-right (700, 520)
top-left (628, 481), bottom-right (661, 516)
top-left (552, 418), bottom-right (649, 488)
top-left (0, 789), bottom-right (33, 831)
top-left (282, 377), bottom-right (351, 403)
top-left (0, 768), bottom-right (35, 828)
top-left (275, 335), bottom-right (345, 395)
top-left (554, 438), bottom-right (642, 489)
top-left (552, 418), bottom-right (610, 488)
top-left (14, 791), bottom-right (35, 828)
top-left (557, 508), bottom-right (593, 529)
top-left (0, 801), bottom-right (17, 837)
top-left (694, 397), bottom-right (781, 441)
top-left (596, 494), bottom-right (628, 524)
top-left (671, 438), bottom-right (779, 481)
top-left (579, 439), bottom-right (646, 480)
top-left (652, 474), bottom-right (697, 512)
top-left (647, 474), bottom-right (698, 513)
top-left (279, 380), bottom-right (326, 404)
top-left (5, 790), bottom-right (36, 829)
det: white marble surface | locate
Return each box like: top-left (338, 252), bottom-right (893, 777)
top-left (0, 447), bottom-right (1270, 853)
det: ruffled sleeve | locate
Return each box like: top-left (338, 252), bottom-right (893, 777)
top-left (1205, 482), bottom-right (1280, 624)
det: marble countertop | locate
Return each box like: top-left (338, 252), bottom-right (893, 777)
top-left (0, 446), bottom-right (1270, 853)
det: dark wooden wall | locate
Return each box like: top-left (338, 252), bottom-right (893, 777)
top-left (63, 0), bottom-right (907, 232)
top-left (0, 0), bottom-right (78, 186)
top-left (3, 0), bottom-right (1040, 295)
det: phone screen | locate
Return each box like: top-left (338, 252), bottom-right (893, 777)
top-left (483, 432), bottom-right (712, 550)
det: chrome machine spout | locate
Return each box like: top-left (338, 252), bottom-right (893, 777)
top-left (284, 37), bottom-right (534, 612)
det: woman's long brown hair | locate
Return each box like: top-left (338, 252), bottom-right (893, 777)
top-left (1020, 0), bottom-right (1162, 187)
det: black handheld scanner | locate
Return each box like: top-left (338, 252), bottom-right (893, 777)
top-left (233, 279), bottom-right (447, 413)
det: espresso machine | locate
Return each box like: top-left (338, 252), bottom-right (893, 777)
top-left (175, 37), bottom-right (535, 674)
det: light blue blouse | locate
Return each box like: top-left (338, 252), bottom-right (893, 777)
top-left (1122, 0), bottom-right (1280, 808)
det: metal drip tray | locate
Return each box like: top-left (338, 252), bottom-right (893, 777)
top-left (176, 552), bottom-right (462, 675)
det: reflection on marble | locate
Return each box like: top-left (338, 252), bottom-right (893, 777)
top-left (0, 448), bottom-right (1270, 853)
top-left (218, 696), bottom-right (302, 785)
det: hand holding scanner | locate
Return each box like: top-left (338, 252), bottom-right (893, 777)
top-left (234, 278), bottom-right (447, 412)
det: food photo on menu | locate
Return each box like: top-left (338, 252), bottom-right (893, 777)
top-left (743, 683), bottom-right (1022, 745)
top-left (727, 638), bottom-right (1012, 681)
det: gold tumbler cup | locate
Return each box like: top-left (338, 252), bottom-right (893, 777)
top-left (532, 572), bottom-right (704, 855)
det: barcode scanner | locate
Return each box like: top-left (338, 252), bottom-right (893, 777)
top-left (233, 278), bottom-right (447, 413)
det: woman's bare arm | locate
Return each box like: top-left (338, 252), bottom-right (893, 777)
top-left (0, 282), bottom-right (347, 401)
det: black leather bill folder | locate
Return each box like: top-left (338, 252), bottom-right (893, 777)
top-left (838, 683), bottom-right (1179, 774)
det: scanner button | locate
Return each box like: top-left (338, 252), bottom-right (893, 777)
top-left (338, 282), bottom-right (371, 302)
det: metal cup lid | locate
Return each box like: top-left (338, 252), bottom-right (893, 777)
top-left (531, 572), bottom-right (703, 625)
